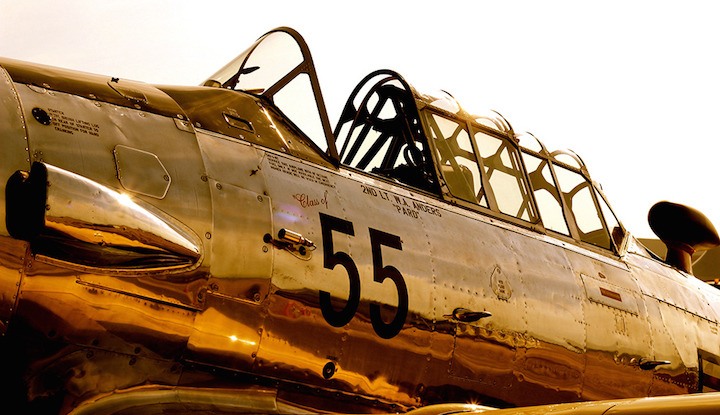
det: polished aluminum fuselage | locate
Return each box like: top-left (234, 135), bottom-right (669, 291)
top-left (0, 48), bottom-right (719, 415)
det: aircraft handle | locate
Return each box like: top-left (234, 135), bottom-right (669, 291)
top-left (633, 358), bottom-right (671, 370)
top-left (278, 228), bottom-right (314, 247)
top-left (445, 307), bottom-right (492, 323)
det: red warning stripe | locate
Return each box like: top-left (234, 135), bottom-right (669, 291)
top-left (600, 287), bottom-right (622, 302)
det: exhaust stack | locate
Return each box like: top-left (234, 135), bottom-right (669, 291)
top-left (6, 162), bottom-right (202, 272)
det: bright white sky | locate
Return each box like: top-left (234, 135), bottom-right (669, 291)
top-left (1, 0), bottom-right (718, 238)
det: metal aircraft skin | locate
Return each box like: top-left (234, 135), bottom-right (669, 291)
top-left (1, 27), bottom-right (720, 415)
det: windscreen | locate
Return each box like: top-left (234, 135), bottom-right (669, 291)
top-left (205, 28), bottom-right (336, 160)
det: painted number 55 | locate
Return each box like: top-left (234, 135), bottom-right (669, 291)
top-left (319, 212), bottom-right (409, 339)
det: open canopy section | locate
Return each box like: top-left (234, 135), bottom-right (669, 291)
top-left (204, 27), bottom-right (337, 161)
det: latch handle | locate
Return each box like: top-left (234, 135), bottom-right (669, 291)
top-left (445, 307), bottom-right (492, 323)
top-left (633, 358), bottom-right (671, 370)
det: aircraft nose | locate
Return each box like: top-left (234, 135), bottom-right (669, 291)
top-left (0, 63), bottom-right (34, 234)
top-left (0, 63), bottom-right (34, 334)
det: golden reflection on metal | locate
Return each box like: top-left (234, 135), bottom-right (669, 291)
top-left (6, 163), bottom-right (202, 272)
top-left (1, 26), bottom-right (719, 415)
top-left (44, 163), bottom-right (201, 258)
top-left (228, 335), bottom-right (257, 347)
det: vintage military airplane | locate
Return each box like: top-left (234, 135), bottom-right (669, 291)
top-left (1, 26), bottom-right (720, 415)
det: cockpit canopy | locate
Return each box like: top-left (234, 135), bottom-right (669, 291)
top-left (204, 27), bottom-right (337, 161)
top-left (205, 27), bottom-right (627, 255)
top-left (333, 68), bottom-right (624, 253)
